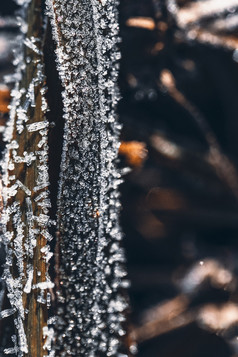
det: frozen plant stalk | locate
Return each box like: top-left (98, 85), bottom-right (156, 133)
top-left (1, 0), bottom-right (53, 355)
top-left (1, 0), bottom-right (131, 355)
top-left (46, 0), bottom-right (130, 356)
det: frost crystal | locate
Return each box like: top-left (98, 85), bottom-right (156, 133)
top-left (46, 0), bottom-right (129, 355)
top-left (1, 0), bottom-right (53, 355)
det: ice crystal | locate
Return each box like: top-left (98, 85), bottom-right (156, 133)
top-left (4, 335), bottom-right (18, 355)
top-left (24, 37), bottom-right (43, 56)
top-left (1, 0), bottom-right (53, 355)
top-left (0, 307), bottom-right (16, 319)
top-left (46, 0), bottom-right (129, 355)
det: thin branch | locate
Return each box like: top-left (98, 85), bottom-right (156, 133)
top-left (159, 69), bottom-right (238, 201)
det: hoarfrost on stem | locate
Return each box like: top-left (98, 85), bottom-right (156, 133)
top-left (46, 0), bottom-right (130, 355)
top-left (1, 0), bottom-right (53, 355)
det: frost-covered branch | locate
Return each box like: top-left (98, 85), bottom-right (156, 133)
top-left (1, 0), bottom-right (53, 355)
top-left (45, 0), bottom-right (131, 355)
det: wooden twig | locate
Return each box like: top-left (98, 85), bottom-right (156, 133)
top-left (159, 70), bottom-right (238, 201)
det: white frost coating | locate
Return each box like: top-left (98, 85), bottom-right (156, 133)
top-left (46, 0), bottom-right (129, 355)
top-left (1, 0), bottom-right (54, 355)
top-left (43, 326), bottom-right (54, 351)
top-left (33, 281), bottom-right (54, 290)
top-left (27, 120), bottom-right (49, 132)
top-left (16, 180), bottom-right (31, 196)
top-left (34, 191), bottom-right (48, 202)
top-left (23, 269), bottom-right (34, 293)
top-left (12, 150), bottom-right (36, 165)
top-left (0, 308), bottom-right (16, 318)
top-left (15, 0), bottom-right (31, 5)
top-left (4, 348), bottom-right (18, 355)
top-left (41, 245), bottom-right (54, 262)
top-left (4, 335), bottom-right (18, 355)
top-left (24, 36), bottom-right (43, 55)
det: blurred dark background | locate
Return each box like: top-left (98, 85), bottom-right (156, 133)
top-left (2, 0), bottom-right (238, 356)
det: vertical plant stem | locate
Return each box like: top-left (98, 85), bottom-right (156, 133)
top-left (2, 1), bottom-right (52, 355)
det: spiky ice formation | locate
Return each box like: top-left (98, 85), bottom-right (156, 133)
top-left (46, 0), bottom-right (130, 355)
top-left (1, 0), bottom-right (54, 355)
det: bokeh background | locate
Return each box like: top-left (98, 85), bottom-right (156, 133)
top-left (2, 1), bottom-right (238, 356)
